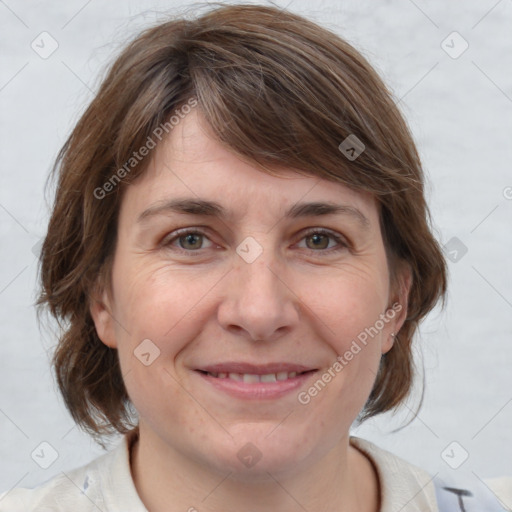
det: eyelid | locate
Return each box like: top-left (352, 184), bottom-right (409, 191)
top-left (295, 227), bottom-right (349, 252)
top-left (160, 227), bottom-right (215, 251)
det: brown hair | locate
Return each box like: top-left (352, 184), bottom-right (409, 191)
top-left (38, 3), bottom-right (447, 439)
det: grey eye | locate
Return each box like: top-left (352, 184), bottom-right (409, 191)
top-left (178, 233), bottom-right (204, 250)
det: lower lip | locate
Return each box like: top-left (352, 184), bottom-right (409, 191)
top-left (195, 371), bottom-right (318, 400)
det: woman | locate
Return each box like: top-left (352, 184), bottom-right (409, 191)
top-left (1, 4), bottom-right (510, 511)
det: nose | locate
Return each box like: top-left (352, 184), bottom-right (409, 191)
top-left (217, 252), bottom-right (300, 342)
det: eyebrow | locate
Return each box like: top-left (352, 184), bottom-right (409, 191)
top-left (137, 198), bottom-right (370, 229)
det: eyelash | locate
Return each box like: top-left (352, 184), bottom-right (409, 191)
top-left (161, 227), bottom-right (349, 256)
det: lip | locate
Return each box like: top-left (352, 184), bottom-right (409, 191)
top-left (194, 362), bottom-right (318, 400)
top-left (197, 362), bottom-right (316, 374)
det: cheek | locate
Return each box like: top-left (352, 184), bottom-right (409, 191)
top-left (110, 259), bottom-right (226, 361)
top-left (108, 262), bottom-right (209, 427)
top-left (301, 260), bottom-right (389, 343)
top-left (297, 260), bottom-right (389, 399)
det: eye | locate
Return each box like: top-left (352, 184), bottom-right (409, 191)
top-left (178, 232), bottom-right (205, 250)
top-left (296, 229), bottom-right (348, 252)
top-left (163, 229), bottom-right (214, 251)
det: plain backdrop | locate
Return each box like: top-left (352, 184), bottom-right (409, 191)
top-left (1, 0), bottom-right (511, 494)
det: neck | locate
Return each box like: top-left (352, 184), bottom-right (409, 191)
top-left (130, 427), bottom-right (380, 512)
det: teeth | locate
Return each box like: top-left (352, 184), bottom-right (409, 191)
top-left (243, 374), bottom-right (260, 383)
top-left (205, 371), bottom-right (302, 382)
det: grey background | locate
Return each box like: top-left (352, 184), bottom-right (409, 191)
top-left (1, 0), bottom-right (511, 492)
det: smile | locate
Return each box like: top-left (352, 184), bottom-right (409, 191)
top-left (194, 364), bottom-right (318, 400)
top-left (200, 370), bottom-right (313, 383)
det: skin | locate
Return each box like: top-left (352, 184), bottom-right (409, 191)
top-left (91, 109), bottom-right (411, 512)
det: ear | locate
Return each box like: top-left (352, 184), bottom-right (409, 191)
top-left (89, 283), bottom-right (118, 349)
top-left (381, 262), bottom-right (412, 354)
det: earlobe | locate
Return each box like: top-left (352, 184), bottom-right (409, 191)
top-left (89, 289), bottom-right (118, 349)
top-left (382, 323), bottom-right (397, 354)
top-left (395, 263), bottom-right (413, 332)
top-left (382, 263), bottom-right (413, 354)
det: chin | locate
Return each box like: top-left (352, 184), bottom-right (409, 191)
top-left (199, 424), bottom-right (318, 479)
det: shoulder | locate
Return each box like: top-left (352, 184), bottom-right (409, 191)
top-left (0, 434), bottom-right (146, 512)
top-left (485, 476), bottom-right (512, 508)
top-left (350, 436), bottom-right (438, 511)
top-left (350, 436), bottom-right (512, 512)
top-left (0, 455), bottom-right (107, 512)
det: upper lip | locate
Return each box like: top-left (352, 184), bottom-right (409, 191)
top-left (196, 363), bottom-right (317, 374)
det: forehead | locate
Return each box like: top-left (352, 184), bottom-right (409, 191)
top-left (120, 109), bottom-right (379, 225)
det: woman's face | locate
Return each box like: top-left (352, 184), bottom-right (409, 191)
top-left (91, 109), bottom-right (409, 478)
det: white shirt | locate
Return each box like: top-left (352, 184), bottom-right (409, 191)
top-left (1, 435), bottom-right (511, 511)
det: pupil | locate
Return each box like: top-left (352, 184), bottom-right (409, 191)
top-left (308, 234), bottom-right (328, 249)
top-left (181, 234), bottom-right (202, 249)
